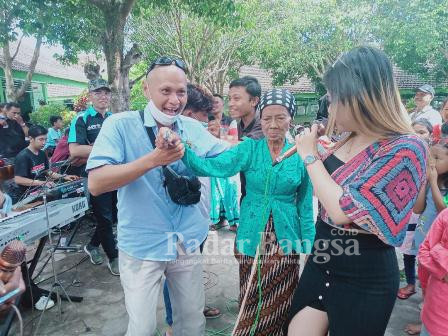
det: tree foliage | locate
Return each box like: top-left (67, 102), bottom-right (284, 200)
top-left (30, 103), bottom-right (75, 128)
top-left (252, 0), bottom-right (373, 91)
top-left (0, 0), bottom-right (86, 102)
top-left (131, 0), bottom-right (264, 94)
top-left (257, 0), bottom-right (448, 89)
top-left (129, 62), bottom-right (148, 111)
top-left (2, 0), bottom-right (447, 110)
top-left (373, 0), bottom-right (448, 81)
top-left (45, 0), bottom-right (238, 112)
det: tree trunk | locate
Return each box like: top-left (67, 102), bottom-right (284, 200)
top-left (90, 0), bottom-right (136, 113)
top-left (1, 36), bottom-right (42, 102)
top-left (104, 40), bottom-right (140, 114)
top-left (2, 41), bottom-right (16, 102)
top-left (121, 44), bottom-right (141, 111)
top-left (102, 9), bottom-right (126, 113)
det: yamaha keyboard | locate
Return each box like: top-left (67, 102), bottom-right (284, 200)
top-left (0, 197), bottom-right (88, 248)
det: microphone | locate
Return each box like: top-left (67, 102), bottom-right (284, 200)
top-left (0, 240), bottom-right (26, 283)
top-left (272, 146), bottom-right (297, 166)
top-left (272, 122), bottom-right (326, 166)
top-left (158, 128), bottom-right (180, 149)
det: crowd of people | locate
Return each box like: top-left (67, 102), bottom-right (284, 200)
top-left (0, 45), bottom-right (447, 336)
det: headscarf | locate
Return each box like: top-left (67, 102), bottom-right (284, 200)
top-left (258, 89), bottom-right (297, 118)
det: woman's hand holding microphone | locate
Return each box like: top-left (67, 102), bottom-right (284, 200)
top-left (273, 122), bottom-right (326, 166)
top-left (295, 123), bottom-right (321, 159)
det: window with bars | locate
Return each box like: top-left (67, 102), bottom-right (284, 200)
top-left (0, 77), bottom-right (33, 92)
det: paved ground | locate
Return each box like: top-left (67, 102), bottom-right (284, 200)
top-left (9, 218), bottom-right (422, 336)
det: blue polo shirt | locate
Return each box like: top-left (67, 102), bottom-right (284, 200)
top-left (86, 104), bottom-right (229, 261)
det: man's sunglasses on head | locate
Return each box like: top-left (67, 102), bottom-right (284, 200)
top-left (146, 56), bottom-right (187, 75)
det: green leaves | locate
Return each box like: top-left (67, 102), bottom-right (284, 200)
top-left (30, 103), bottom-right (72, 128)
top-left (0, 0), bottom-right (103, 61)
top-left (131, 0), bottom-right (251, 94)
top-left (2, 0), bottom-right (446, 107)
top-left (370, 0), bottom-right (448, 81)
top-left (251, 0), bottom-right (448, 89)
top-left (253, 0), bottom-right (369, 88)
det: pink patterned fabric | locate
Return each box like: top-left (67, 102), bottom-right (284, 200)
top-left (418, 208), bottom-right (448, 336)
top-left (318, 135), bottom-right (428, 246)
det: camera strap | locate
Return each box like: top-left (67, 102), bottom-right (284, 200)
top-left (139, 110), bottom-right (165, 168)
top-left (138, 110), bottom-right (201, 206)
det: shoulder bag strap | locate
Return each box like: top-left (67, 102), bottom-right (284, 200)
top-left (139, 110), bottom-right (167, 170)
top-left (139, 110), bottom-right (157, 148)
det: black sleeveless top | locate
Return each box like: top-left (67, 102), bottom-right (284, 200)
top-left (322, 153), bottom-right (345, 175)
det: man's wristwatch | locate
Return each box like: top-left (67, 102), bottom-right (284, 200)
top-left (303, 154), bottom-right (320, 167)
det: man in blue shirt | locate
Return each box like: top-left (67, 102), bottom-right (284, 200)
top-left (87, 57), bottom-right (227, 336)
top-left (69, 79), bottom-right (119, 276)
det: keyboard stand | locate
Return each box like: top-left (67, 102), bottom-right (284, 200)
top-left (54, 219), bottom-right (83, 252)
top-left (30, 237), bottom-right (83, 303)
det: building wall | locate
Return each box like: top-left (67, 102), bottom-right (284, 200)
top-left (0, 68), bottom-right (86, 109)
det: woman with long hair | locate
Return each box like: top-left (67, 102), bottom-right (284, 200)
top-left (287, 46), bottom-right (428, 336)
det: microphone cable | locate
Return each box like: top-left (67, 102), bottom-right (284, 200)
top-left (10, 304), bottom-right (23, 336)
top-left (14, 157), bottom-right (73, 209)
top-left (14, 174), bottom-right (44, 207)
top-left (13, 166), bottom-right (54, 208)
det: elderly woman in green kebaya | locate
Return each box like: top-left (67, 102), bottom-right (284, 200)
top-left (182, 88), bottom-right (315, 336)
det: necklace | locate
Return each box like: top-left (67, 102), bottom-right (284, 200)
top-left (342, 135), bottom-right (377, 160)
top-left (344, 137), bottom-right (355, 155)
top-left (336, 135), bottom-right (366, 161)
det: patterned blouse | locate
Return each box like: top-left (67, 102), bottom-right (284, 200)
top-left (318, 134), bottom-right (428, 247)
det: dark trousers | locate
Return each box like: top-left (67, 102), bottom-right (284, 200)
top-left (90, 191), bottom-right (118, 260)
top-left (403, 253), bottom-right (416, 285)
